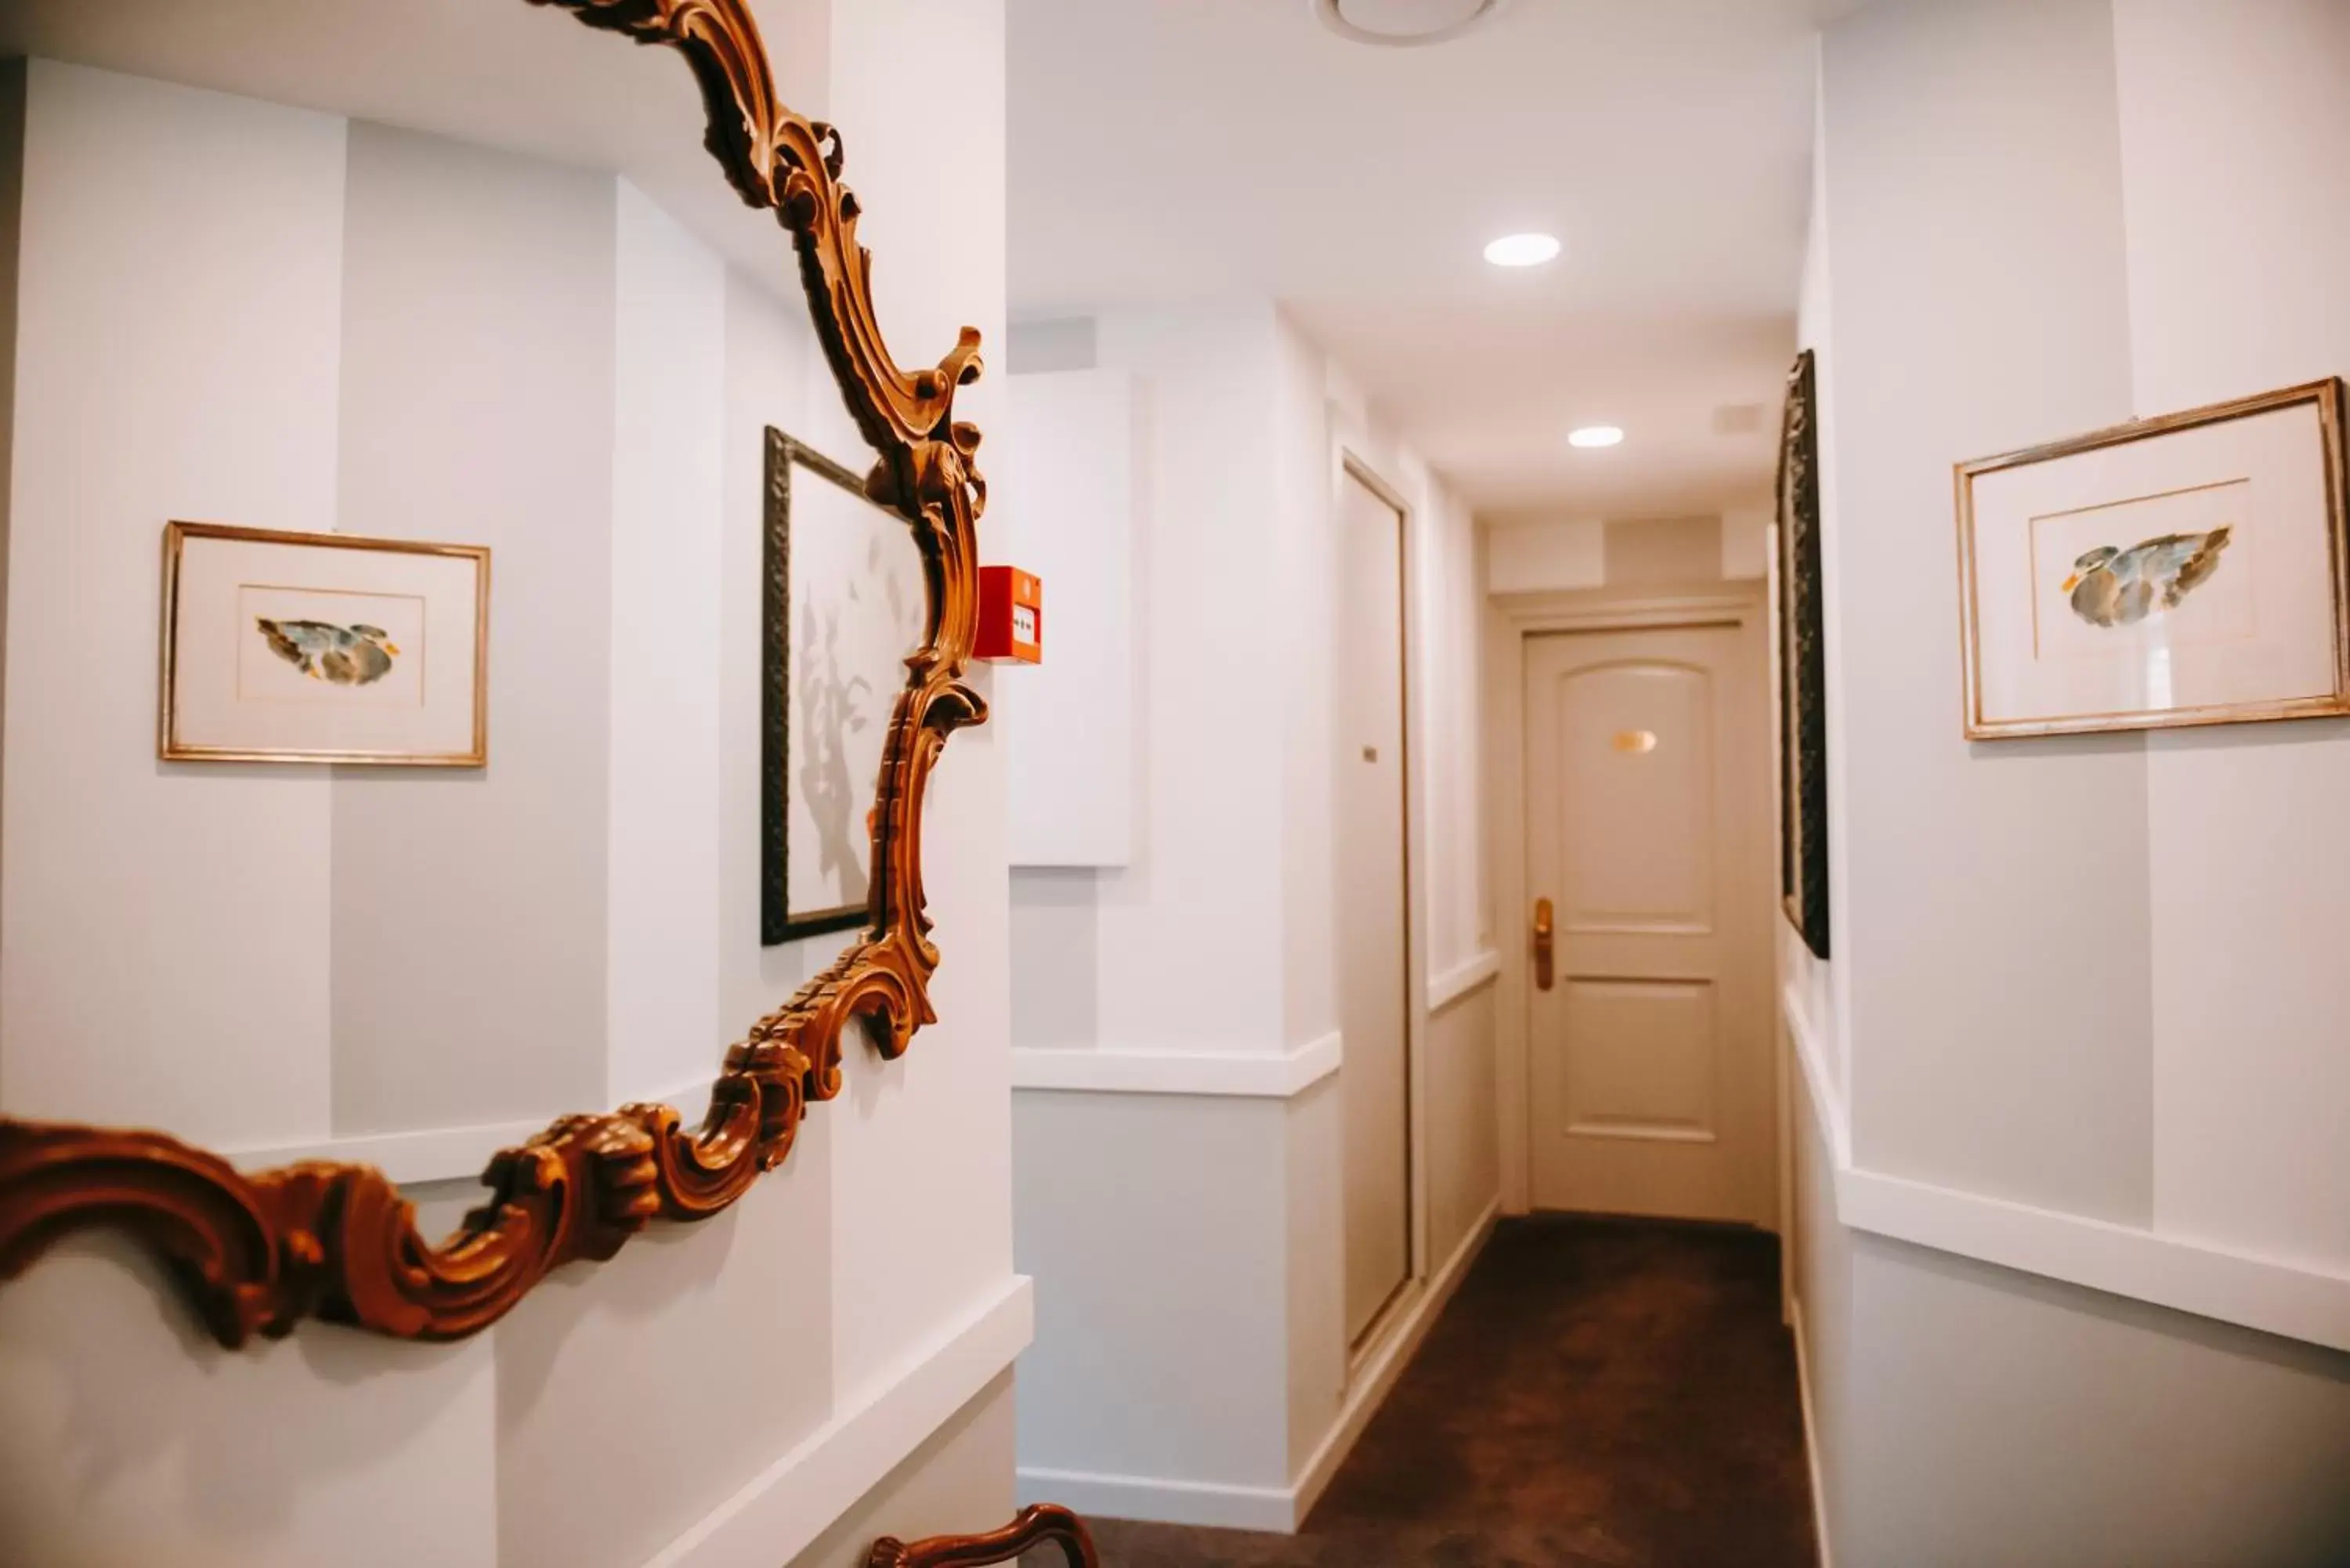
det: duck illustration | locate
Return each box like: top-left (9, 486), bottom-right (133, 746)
top-left (255, 618), bottom-right (400, 685)
top-left (2060, 526), bottom-right (2233, 628)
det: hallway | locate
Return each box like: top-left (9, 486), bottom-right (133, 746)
top-left (1089, 1217), bottom-right (1817, 1568)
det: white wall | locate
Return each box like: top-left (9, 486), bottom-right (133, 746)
top-left (331, 118), bottom-right (616, 1136)
top-left (1788, 1066), bottom-right (1851, 1558)
top-left (1828, 0), bottom-right (2152, 1223)
top-left (1276, 314), bottom-right (1341, 1060)
top-left (1788, 4), bottom-right (2350, 1561)
top-left (1093, 305), bottom-right (1292, 1056)
top-left (1424, 985), bottom-right (1498, 1270)
top-left (1487, 510), bottom-right (1772, 597)
top-left (608, 175), bottom-right (726, 1107)
top-left (792, 1376), bottom-right (1017, 1568)
top-left (998, 368), bottom-right (1136, 869)
top-left (0, 4), bottom-right (1023, 1560)
top-left (1795, 1062), bottom-right (2350, 1568)
top-left (1006, 305), bottom-right (1309, 1526)
top-left (2110, 0), bottom-right (2350, 1279)
top-left (1014, 1091), bottom-right (1295, 1496)
top-left (1005, 303), bottom-right (1500, 1529)
top-left (0, 61), bottom-right (342, 1151)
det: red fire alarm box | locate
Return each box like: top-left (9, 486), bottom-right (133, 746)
top-left (977, 565), bottom-right (1042, 663)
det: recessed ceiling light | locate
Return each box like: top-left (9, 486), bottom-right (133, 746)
top-left (1483, 232), bottom-right (1560, 268)
top-left (1569, 425), bottom-right (1625, 449)
top-left (1314, 0), bottom-right (1509, 48)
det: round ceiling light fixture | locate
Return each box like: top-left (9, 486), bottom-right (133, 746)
top-left (1483, 232), bottom-right (1560, 268)
top-left (1313, 0), bottom-right (1509, 49)
top-left (1568, 425), bottom-right (1625, 449)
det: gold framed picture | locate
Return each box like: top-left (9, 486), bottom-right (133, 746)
top-left (159, 522), bottom-right (490, 765)
top-left (1955, 378), bottom-right (2350, 739)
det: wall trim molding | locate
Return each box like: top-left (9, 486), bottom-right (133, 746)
top-left (1782, 985), bottom-right (1851, 1168)
top-left (1014, 1466), bottom-right (1295, 1534)
top-left (648, 1274), bottom-right (1035, 1568)
top-left (1017, 1197), bottom-right (1499, 1533)
top-left (1788, 1295), bottom-right (1835, 1568)
top-left (228, 1115), bottom-right (560, 1188)
top-left (1010, 1032), bottom-right (1342, 1099)
top-left (1783, 987), bottom-right (2350, 1354)
top-left (1427, 948), bottom-right (1499, 1013)
top-left (1291, 1195), bottom-right (1499, 1525)
top-left (223, 1074), bottom-right (716, 1186)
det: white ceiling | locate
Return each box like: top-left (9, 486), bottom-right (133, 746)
top-left (0, 0), bottom-right (826, 294)
top-left (1010, 0), bottom-right (1853, 521)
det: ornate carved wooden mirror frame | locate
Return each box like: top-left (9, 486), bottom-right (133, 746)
top-left (0, 0), bottom-right (989, 1347)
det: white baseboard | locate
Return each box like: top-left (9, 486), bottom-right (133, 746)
top-left (1781, 984), bottom-right (2350, 1354)
top-left (1788, 1295), bottom-right (1833, 1568)
top-left (1018, 1196), bottom-right (1501, 1534)
top-left (1015, 1466), bottom-right (1296, 1533)
top-left (647, 1274), bottom-right (1034, 1568)
top-left (1291, 1195), bottom-right (1501, 1525)
top-left (1010, 1032), bottom-right (1342, 1098)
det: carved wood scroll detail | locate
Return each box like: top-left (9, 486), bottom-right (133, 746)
top-left (0, 0), bottom-right (986, 1347)
top-left (866, 1505), bottom-right (1099, 1568)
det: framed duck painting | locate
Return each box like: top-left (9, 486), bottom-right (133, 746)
top-left (160, 522), bottom-right (490, 764)
top-left (1955, 378), bottom-right (2350, 739)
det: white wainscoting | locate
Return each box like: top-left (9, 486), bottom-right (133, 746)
top-left (1018, 1198), bottom-right (1498, 1532)
top-left (1788, 1295), bottom-right (1835, 1568)
top-left (1010, 1032), bottom-right (1342, 1098)
top-left (1784, 986), bottom-right (2350, 1354)
top-left (649, 1275), bottom-right (1034, 1568)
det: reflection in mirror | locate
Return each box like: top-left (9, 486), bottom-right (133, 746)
top-left (0, 0), bottom-right (989, 1352)
top-left (766, 431), bottom-right (926, 945)
top-left (0, 5), bottom-right (916, 1184)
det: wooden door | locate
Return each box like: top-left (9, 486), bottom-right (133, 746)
top-left (1522, 622), bottom-right (1772, 1224)
top-left (1337, 466), bottom-right (1412, 1342)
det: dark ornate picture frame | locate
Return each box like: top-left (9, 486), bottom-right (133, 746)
top-left (764, 425), bottom-right (913, 946)
top-left (1776, 349), bottom-right (1830, 960)
top-left (0, 0), bottom-right (991, 1349)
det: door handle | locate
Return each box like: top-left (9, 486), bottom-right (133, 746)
top-left (1531, 897), bottom-right (1554, 992)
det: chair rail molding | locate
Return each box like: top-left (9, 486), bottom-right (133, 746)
top-left (1010, 1033), bottom-right (1342, 1098)
top-left (1783, 986), bottom-right (2350, 1354)
top-left (221, 1073), bottom-right (724, 1187)
top-left (1017, 1198), bottom-right (1499, 1533)
top-left (1428, 948), bottom-right (1499, 1013)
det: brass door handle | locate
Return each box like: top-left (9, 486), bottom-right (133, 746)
top-left (1532, 897), bottom-right (1554, 991)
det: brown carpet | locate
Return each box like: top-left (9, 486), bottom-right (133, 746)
top-left (1083, 1215), bottom-right (1817, 1568)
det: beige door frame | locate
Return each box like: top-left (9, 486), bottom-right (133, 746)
top-left (1484, 581), bottom-right (1770, 1216)
top-left (1335, 443), bottom-right (1431, 1359)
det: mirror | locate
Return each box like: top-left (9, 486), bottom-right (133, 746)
top-left (0, 0), bottom-right (987, 1347)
